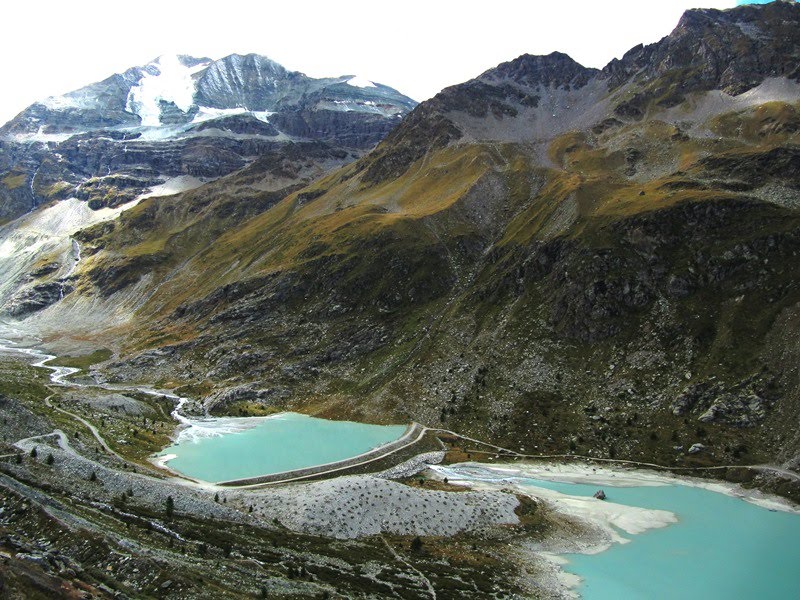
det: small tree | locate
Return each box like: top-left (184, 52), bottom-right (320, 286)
top-left (30, 447), bottom-right (37, 459)
top-left (46, 453), bottom-right (54, 466)
top-left (89, 471), bottom-right (97, 482)
top-left (166, 495), bottom-right (174, 520)
top-left (15, 453), bottom-right (22, 464)
top-left (214, 492), bottom-right (219, 503)
top-left (410, 536), bottom-right (423, 553)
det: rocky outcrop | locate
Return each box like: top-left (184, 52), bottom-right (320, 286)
top-left (203, 384), bottom-right (292, 413)
top-left (605, 1), bottom-right (800, 115)
top-left (5, 282), bottom-right (67, 317)
top-left (698, 394), bottom-right (771, 428)
top-left (671, 373), bottom-right (777, 427)
top-left (193, 114), bottom-right (279, 136)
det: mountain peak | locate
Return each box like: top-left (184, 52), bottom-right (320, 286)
top-left (479, 51), bottom-right (597, 90)
top-left (603, 0), bottom-right (800, 99)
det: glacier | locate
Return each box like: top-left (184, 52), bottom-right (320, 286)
top-left (125, 54), bottom-right (210, 127)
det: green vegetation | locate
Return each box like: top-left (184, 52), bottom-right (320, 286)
top-left (0, 358), bottom-right (52, 403)
top-left (1, 173), bottom-right (26, 190)
top-left (209, 400), bottom-right (280, 417)
top-left (42, 181), bottom-right (74, 199)
top-left (55, 348), bottom-right (112, 369)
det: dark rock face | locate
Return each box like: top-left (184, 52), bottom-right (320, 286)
top-left (697, 146), bottom-right (800, 189)
top-left (271, 108), bottom-right (403, 148)
top-left (5, 282), bottom-right (67, 316)
top-left (361, 101), bottom-right (463, 185)
top-left (193, 114), bottom-right (279, 136)
top-left (480, 52), bottom-right (599, 90)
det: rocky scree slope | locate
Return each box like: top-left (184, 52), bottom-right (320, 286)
top-left (14, 2), bottom-right (800, 483)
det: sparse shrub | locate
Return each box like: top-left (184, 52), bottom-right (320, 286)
top-left (30, 447), bottom-right (37, 458)
top-left (410, 536), bottom-right (423, 553)
top-left (46, 453), bottom-right (54, 465)
top-left (166, 495), bottom-right (174, 519)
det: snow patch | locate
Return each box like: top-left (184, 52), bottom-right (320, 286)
top-left (126, 55), bottom-right (209, 127)
top-left (172, 414), bottom-right (278, 444)
top-left (39, 94), bottom-right (92, 111)
top-left (137, 176), bottom-right (205, 200)
top-left (126, 124), bottom-right (187, 141)
top-left (12, 197), bottom-right (135, 240)
top-left (191, 106), bottom-right (274, 124)
top-left (346, 75), bottom-right (377, 88)
top-left (12, 126), bottom-right (79, 144)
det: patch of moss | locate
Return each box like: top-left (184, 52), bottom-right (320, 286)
top-left (55, 349), bottom-right (112, 370)
top-left (2, 173), bottom-right (26, 190)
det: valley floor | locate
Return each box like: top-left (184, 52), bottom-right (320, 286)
top-left (1, 341), bottom-right (799, 599)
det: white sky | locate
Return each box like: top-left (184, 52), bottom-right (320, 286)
top-left (0, 0), bottom-right (737, 125)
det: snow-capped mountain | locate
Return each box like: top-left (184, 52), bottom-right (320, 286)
top-left (0, 53), bottom-right (416, 222)
top-left (3, 53), bottom-right (413, 138)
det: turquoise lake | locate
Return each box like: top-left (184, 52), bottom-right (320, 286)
top-left (159, 412), bottom-right (408, 483)
top-left (516, 476), bottom-right (800, 599)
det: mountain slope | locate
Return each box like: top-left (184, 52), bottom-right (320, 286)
top-left (8, 1), bottom-right (800, 483)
